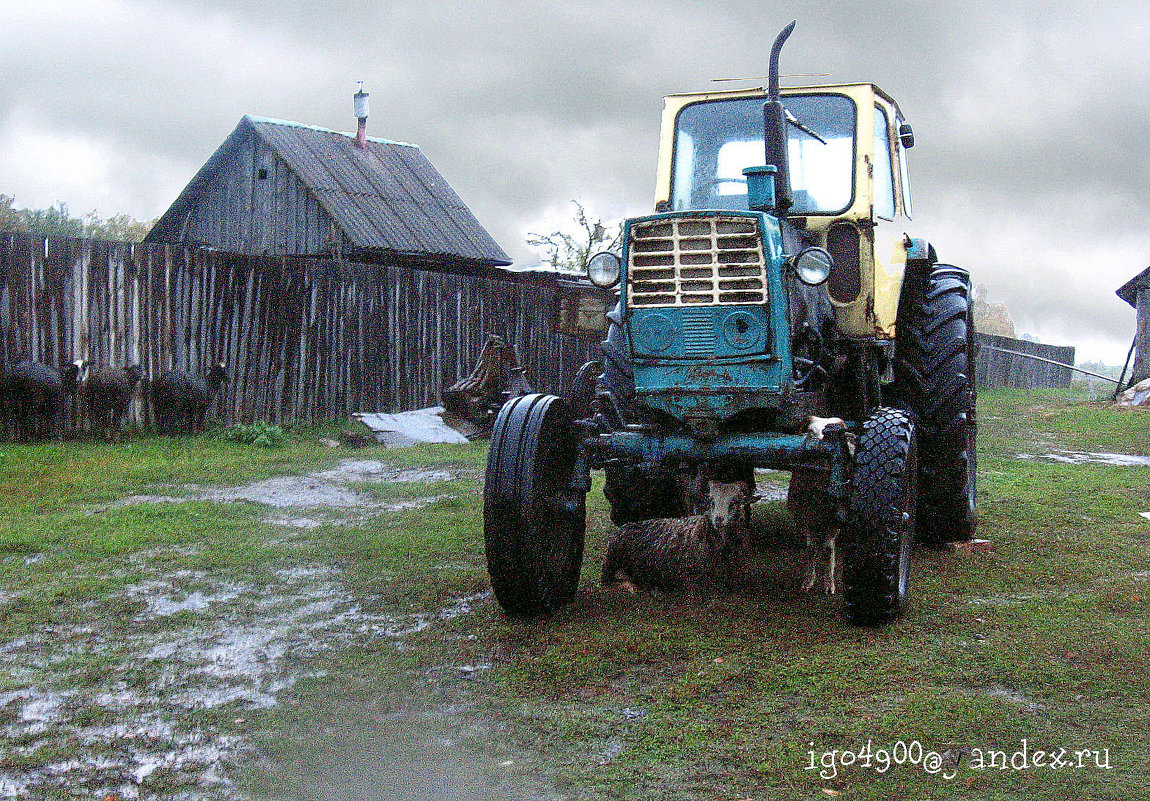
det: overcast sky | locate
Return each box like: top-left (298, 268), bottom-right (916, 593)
top-left (1, 0), bottom-right (1146, 364)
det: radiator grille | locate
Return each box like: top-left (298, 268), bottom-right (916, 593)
top-left (628, 217), bottom-right (767, 308)
top-left (681, 308), bottom-right (715, 357)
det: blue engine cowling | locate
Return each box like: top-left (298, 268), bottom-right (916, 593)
top-left (620, 209), bottom-right (793, 422)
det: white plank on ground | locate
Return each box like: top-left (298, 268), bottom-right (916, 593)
top-left (353, 407), bottom-right (470, 447)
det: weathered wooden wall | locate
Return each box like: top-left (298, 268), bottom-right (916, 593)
top-left (975, 332), bottom-right (1075, 390)
top-left (0, 233), bottom-right (597, 428)
top-left (1132, 286), bottom-right (1150, 385)
top-left (172, 126), bottom-right (338, 256)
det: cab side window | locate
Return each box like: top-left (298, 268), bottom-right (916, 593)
top-left (873, 105), bottom-right (896, 220)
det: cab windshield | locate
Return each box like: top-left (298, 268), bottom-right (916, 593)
top-left (671, 93), bottom-right (856, 215)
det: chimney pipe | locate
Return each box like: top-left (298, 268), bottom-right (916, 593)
top-left (353, 82), bottom-right (370, 148)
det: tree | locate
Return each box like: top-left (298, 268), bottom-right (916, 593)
top-left (526, 200), bottom-right (620, 273)
top-left (0, 194), bottom-right (20, 233)
top-left (81, 211), bottom-right (155, 242)
top-left (0, 195), bottom-right (154, 242)
top-left (19, 202), bottom-right (83, 238)
top-left (972, 283), bottom-right (1016, 338)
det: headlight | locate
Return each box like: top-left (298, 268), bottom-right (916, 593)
top-left (587, 251), bottom-right (621, 288)
top-left (790, 247), bottom-right (833, 286)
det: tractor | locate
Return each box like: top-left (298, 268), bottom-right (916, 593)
top-left (484, 21), bottom-right (977, 625)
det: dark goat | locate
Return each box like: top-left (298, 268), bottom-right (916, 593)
top-left (84, 364), bottom-right (142, 441)
top-left (151, 362), bottom-right (228, 435)
top-left (4, 359), bottom-right (83, 441)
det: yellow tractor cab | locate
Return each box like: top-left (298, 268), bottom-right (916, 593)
top-left (653, 82), bottom-right (915, 339)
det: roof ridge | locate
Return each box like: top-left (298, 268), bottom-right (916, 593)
top-left (243, 114), bottom-right (418, 148)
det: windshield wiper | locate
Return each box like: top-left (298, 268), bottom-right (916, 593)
top-left (785, 109), bottom-right (827, 144)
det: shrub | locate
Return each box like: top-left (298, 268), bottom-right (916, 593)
top-left (223, 421), bottom-right (286, 448)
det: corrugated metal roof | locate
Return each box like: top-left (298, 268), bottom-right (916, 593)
top-left (148, 116), bottom-right (510, 266)
top-left (1117, 266), bottom-right (1150, 308)
top-left (248, 117), bottom-right (510, 265)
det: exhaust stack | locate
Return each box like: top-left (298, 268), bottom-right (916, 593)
top-left (764, 21), bottom-right (796, 214)
top-left (353, 82), bottom-right (370, 148)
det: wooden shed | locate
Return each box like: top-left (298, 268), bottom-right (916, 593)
top-left (1117, 266), bottom-right (1150, 385)
top-left (144, 115), bottom-right (511, 270)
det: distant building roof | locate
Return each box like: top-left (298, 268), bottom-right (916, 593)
top-left (1117, 266), bottom-right (1150, 307)
top-left (146, 115), bottom-right (511, 266)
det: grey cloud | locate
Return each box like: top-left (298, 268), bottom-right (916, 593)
top-left (1, 0), bottom-right (1146, 361)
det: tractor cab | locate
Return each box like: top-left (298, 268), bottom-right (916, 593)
top-left (654, 83), bottom-right (915, 340)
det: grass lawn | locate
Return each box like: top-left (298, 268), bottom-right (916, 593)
top-left (1, 390), bottom-right (1148, 800)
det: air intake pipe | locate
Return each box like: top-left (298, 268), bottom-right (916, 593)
top-left (764, 20), bottom-right (796, 215)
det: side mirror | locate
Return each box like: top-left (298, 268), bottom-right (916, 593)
top-left (899, 122), bottom-right (915, 149)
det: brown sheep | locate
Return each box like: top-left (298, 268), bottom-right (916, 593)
top-left (602, 479), bottom-right (751, 594)
top-left (788, 468), bottom-right (840, 594)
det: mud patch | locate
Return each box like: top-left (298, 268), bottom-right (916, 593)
top-left (261, 495), bottom-right (452, 531)
top-left (985, 686), bottom-right (1046, 712)
top-left (0, 562), bottom-right (490, 799)
top-left (967, 590), bottom-right (1072, 607)
top-left (1016, 451), bottom-right (1150, 467)
top-left (104, 459), bottom-right (472, 512)
top-left (752, 468), bottom-right (790, 503)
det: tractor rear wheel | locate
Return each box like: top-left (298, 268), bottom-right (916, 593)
top-left (893, 265), bottom-right (977, 544)
top-left (842, 407), bottom-right (918, 626)
top-left (484, 394), bottom-right (587, 616)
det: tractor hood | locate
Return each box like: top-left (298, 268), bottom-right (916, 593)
top-left (622, 209), bottom-right (793, 422)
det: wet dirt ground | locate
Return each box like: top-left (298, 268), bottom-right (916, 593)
top-left (0, 459), bottom-right (562, 800)
top-left (1016, 450), bottom-right (1150, 467)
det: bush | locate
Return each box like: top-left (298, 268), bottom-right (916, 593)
top-left (223, 421), bottom-right (286, 448)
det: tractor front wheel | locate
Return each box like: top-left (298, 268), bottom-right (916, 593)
top-left (842, 407), bottom-right (918, 626)
top-left (483, 394), bottom-right (587, 616)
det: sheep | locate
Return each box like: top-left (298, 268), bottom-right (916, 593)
top-left (4, 358), bottom-right (83, 441)
top-left (788, 416), bottom-right (847, 595)
top-left (150, 362), bottom-right (228, 435)
top-left (84, 364), bottom-right (142, 441)
top-left (602, 479), bottom-right (752, 594)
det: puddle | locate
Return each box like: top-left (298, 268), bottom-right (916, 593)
top-left (100, 459), bottom-right (472, 512)
top-left (261, 495), bottom-right (452, 531)
top-left (1016, 451), bottom-right (1150, 467)
top-left (0, 561), bottom-right (492, 799)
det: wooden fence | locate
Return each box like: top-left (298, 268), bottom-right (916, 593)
top-left (975, 332), bottom-right (1075, 389)
top-left (0, 234), bottom-right (598, 428)
top-left (1, 233), bottom-right (1080, 429)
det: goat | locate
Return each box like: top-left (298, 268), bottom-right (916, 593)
top-left (84, 364), bottom-right (142, 441)
top-left (602, 479), bottom-right (751, 594)
top-left (4, 359), bottom-right (83, 441)
top-left (788, 416), bottom-right (847, 594)
top-left (150, 362), bottom-right (228, 435)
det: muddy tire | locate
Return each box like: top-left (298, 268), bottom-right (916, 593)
top-left (484, 394), bottom-right (586, 616)
top-left (842, 407), bottom-right (918, 626)
top-left (893, 265), bottom-right (977, 544)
